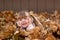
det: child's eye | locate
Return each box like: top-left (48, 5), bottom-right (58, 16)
top-left (23, 17), bottom-right (27, 19)
top-left (24, 17), bottom-right (27, 19)
top-left (19, 19), bottom-right (22, 21)
top-left (20, 19), bottom-right (22, 21)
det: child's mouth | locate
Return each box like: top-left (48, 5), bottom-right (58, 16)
top-left (22, 22), bottom-right (28, 25)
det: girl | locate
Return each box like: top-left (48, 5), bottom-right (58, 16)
top-left (16, 11), bottom-right (35, 31)
top-left (15, 11), bottom-right (36, 40)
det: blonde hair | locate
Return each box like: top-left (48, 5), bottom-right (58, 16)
top-left (15, 11), bottom-right (30, 19)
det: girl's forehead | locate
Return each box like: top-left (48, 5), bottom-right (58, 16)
top-left (18, 16), bottom-right (29, 20)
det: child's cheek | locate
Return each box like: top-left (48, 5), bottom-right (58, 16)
top-left (28, 18), bottom-right (32, 24)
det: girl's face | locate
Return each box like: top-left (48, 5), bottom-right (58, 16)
top-left (17, 17), bottom-right (32, 28)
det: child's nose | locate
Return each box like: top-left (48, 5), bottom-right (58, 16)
top-left (22, 18), bottom-right (28, 22)
top-left (22, 19), bottom-right (26, 22)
